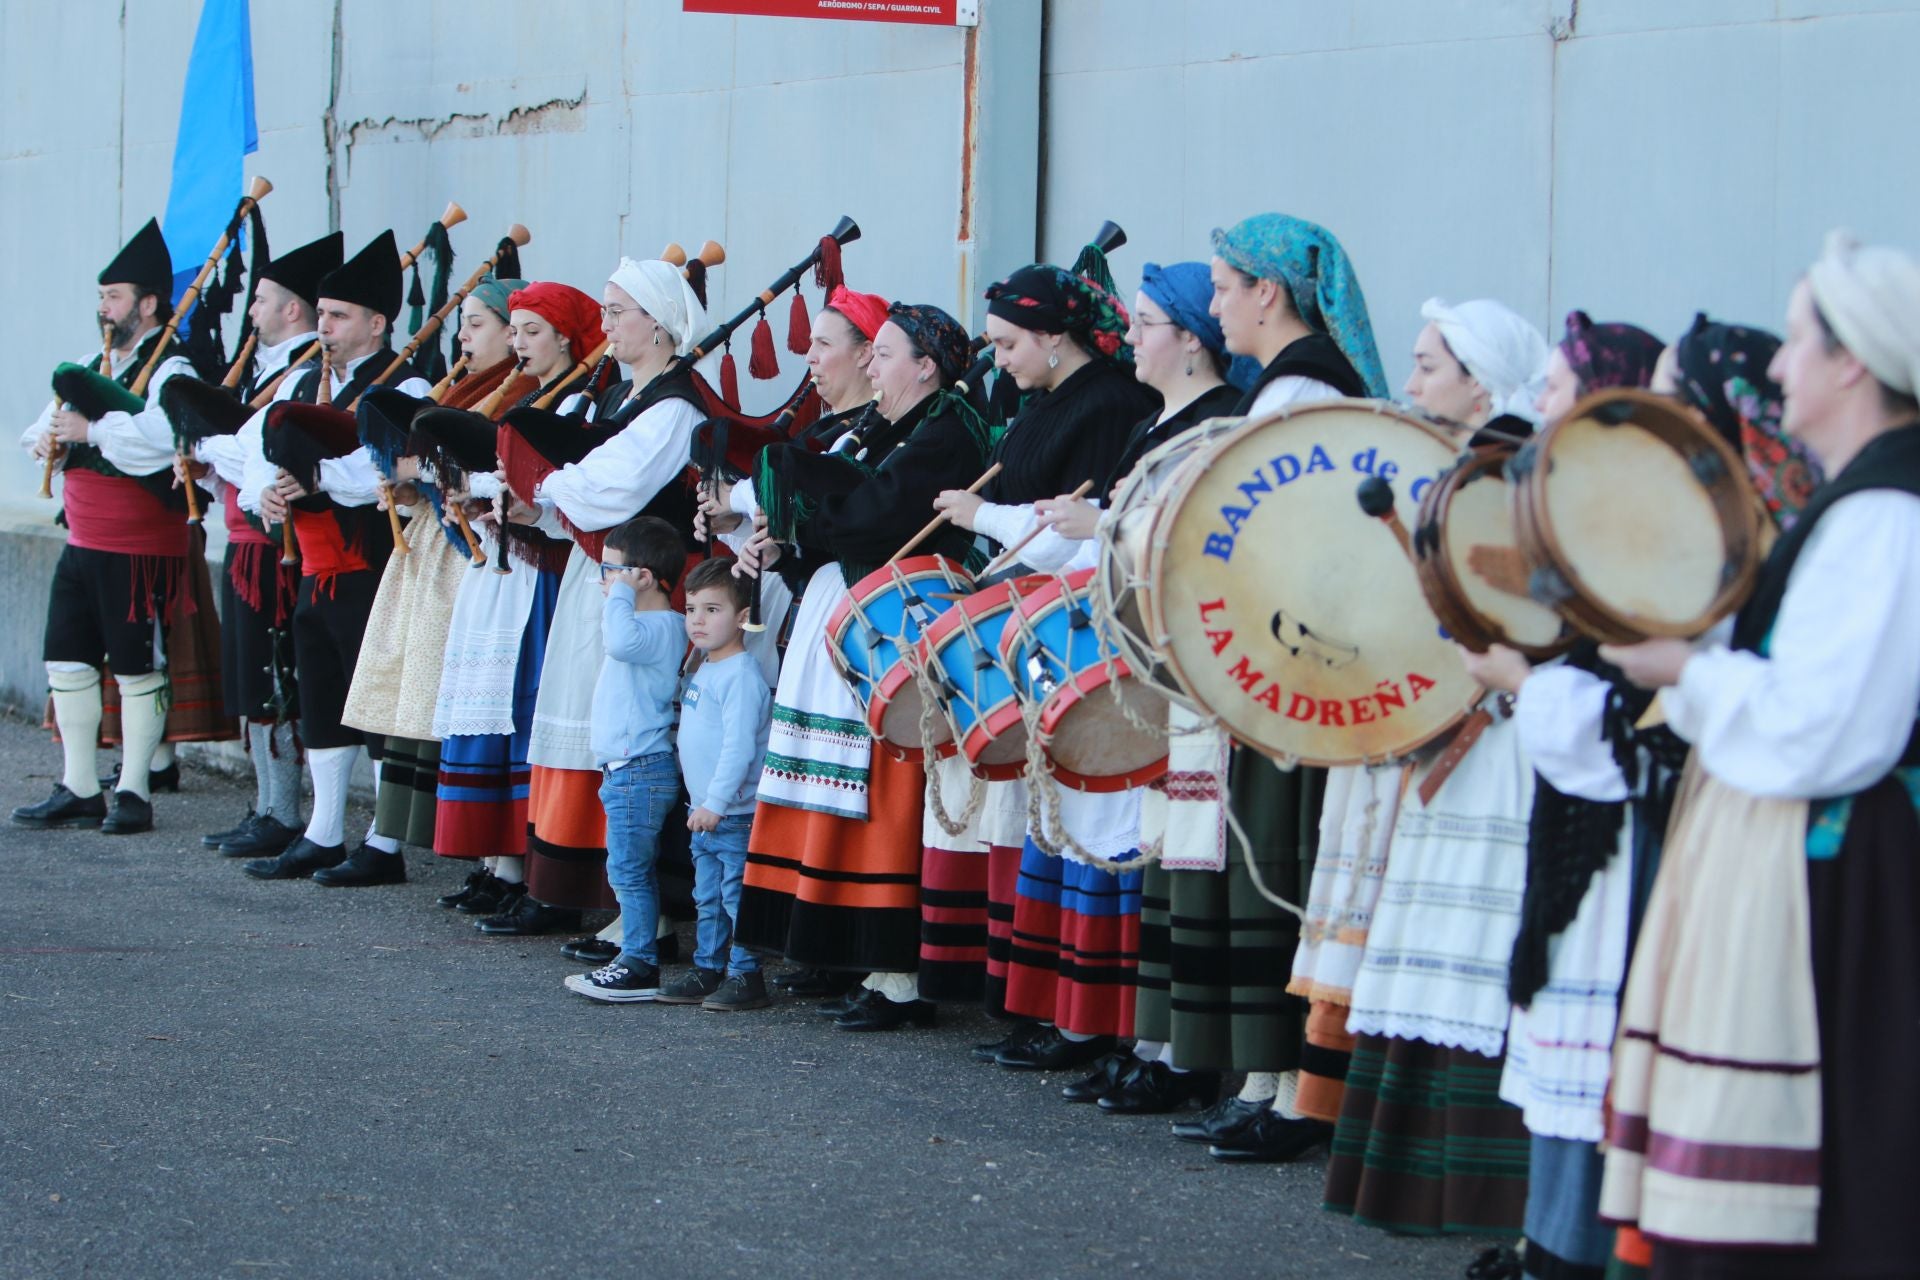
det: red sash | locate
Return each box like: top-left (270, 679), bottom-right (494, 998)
top-left (291, 507), bottom-right (371, 598)
top-left (63, 470), bottom-right (191, 559)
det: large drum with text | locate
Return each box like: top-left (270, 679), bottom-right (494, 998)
top-left (1108, 401), bottom-right (1478, 767)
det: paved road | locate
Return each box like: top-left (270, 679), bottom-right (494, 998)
top-left (0, 715), bottom-right (1478, 1278)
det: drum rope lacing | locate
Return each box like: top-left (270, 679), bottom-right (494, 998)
top-left (1084, 558), bottom-right (1175, 740)
top-left (913, 577), bottom-right (1014, 835)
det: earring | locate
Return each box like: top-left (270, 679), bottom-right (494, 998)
top-left (1185, 355), bottom-right (1195, 377)
top-left (915, 372), bottom-right (928, 383)
top-left (1047, 351), bottom-right (1059, 370)
top-left (652, 328), bottom-right (662, 347)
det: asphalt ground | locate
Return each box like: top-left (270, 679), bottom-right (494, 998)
top-left (0, 713), bottom-right (1484, 1279)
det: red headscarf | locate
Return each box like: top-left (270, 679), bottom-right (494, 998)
top-left (825, 285), bottom-right (889, 342)
top-left (508, 282), bottom-right (603, 365)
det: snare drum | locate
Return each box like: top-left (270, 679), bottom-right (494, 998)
top-left (1002, 567), bottom-right (1167, 792)
top-left (1413, 446), bottom-right (1574, 659)
top-left (916, 576), bottom-right (1048, 781)
top-left (1512, 389), bottom-right (1764, 643)
top-left (1118, 400), bottom-right (1478, 767)
top-left (825, 555), bottom-right (975, 757)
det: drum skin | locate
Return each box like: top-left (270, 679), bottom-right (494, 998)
top-left (1512, 389), bottom-right (1763, 644)
top-left (917, 576), bottom-right (1048, 781)
top-left (825, 555), bottom-right (974, 758)
top-left (1000, 568), bottom-right (1167, 793)
top-left (1137, 401), bottom-right (1478, 767)
top-left (1413, 446), bottom-right (1574, 659)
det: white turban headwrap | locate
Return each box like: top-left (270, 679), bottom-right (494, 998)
top-left (1807, 229), bottom-right (1920, 397)
top-left (608, 257), bottom-right (709, 358)
top-left (1420, 297), bottom-right (1551, 424)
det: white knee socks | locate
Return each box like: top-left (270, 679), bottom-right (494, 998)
top-left (47, 663), bottom-right (102, 797)
top-left (1269, 1069), bottom-right (1306, 1119)
top-left (113, 671), bottom-right (167, 800)
top-left (305, 745), bottom-right (357, 848)
top-left (492, 855), bottom-right (525, 885)
top-left (860, 972), bottom-right (920, 1004)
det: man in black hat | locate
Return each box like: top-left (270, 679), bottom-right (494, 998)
top-left (237, 230), bottom-right (434, 887)
top-left (178, 229), bottom-right (344, 858)
top-left (12, 218), bottom-right (198, 836)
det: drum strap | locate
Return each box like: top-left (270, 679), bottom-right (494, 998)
top-left (1416, 695), bottom-right (1512, 807)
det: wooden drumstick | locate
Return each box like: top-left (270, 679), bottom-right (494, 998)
top-left (1356, 475), bottom-right (1415, 564)
top-left (982, 479), bottom-right (1094, 575)
top-left (885, 463), bottom-right (1001, 567)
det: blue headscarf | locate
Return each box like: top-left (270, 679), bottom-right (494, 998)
top-left (1138, 260), bottom-right (1258, 391)
top-left (1209, 213), bottom-right (1389, 399)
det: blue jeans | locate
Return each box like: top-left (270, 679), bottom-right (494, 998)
top-left (691, 812), bottom-right (758, 975)
top-left (598, 752), bottom-right (679, 968)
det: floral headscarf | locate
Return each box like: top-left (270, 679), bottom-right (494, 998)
top-left (1558, 311), bottom-right (1664, 392)
top-left (885, 301), bottom-right (972, 385)
top-left (1209, 212), bottom-right (1388, 398)
top-left (1673, 312), bottom-right (1820, 527)
top-left (985, 263), bottom-right (1132, 362)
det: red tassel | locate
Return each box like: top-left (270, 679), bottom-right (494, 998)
top-left (787, 288), bottom-right (811, 355)
top-left (719, 349), bottom-right (741, 408)
top-left (748, 310), bottom-right (780, 380)
top-left (813, 235), bottom-right (843, 294)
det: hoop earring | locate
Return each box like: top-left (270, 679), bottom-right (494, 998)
top-left (1047, 351), bottom-right (1059, 370)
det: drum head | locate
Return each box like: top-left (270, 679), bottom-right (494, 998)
top-left (1437, 454), bottom-right (1570, 655)
top-left (1145, 400), bottom-right (1477, 766)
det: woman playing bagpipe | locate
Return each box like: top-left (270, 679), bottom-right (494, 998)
top-left (336, 268), bottom-right (532, 883)
top-left (425, 281), bottom-right (598, 922)
top-left (928, 253), bottom-right (1160, 1046)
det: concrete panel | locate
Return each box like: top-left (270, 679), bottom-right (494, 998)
top-left (1569, 0), bottom-right (1778, 36)
top-left (0, 1), bottom-right (125, 157)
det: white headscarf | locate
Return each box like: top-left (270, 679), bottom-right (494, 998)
top-left (607, 257), bottom-right (709, 357)
top-left (1807, 229), bottom-right (1920, 397)
top-left (1419, 297), bottom-right (1551, 424)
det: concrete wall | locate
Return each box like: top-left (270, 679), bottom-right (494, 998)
top-left (2, 0), bottom-right (1918, 710)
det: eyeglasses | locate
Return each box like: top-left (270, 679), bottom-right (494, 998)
top-left (1132, 318), bottom-right (1179, 330)
top-left (598, 561), bottom-right (626, 580)
top-left (600, 304), bottom-right (636, 323)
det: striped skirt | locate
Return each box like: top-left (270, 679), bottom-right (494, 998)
top-left (1003, 839), bottom-right (1141, 1037)
top-left (525, 765), bottom-right (614, 910)
top-left (373, 735), bottom-right (439, 847)
top-left (1322, 1033), bottom-right (1531, 1238)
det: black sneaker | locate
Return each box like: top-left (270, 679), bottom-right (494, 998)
top-left (100, 790), bottom-right (154, 835)
top-left (202, 807), bottom-right (257, 849)
top-left (655, 968), bottom-right (725, 1005)
top-left (703, 971), bottom-right (771, 1012)
top-left (11, 784), bottom-right (107, 829)
top-left (563, 960), bottom-right (661, 1003)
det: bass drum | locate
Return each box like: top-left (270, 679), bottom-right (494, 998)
top-left (1135, 400), bottom-right (1478, 767)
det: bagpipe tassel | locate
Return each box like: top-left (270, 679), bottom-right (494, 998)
top-left (748, 308), bottom-right (780, 380)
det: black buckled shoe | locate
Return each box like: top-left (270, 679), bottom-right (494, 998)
top-left (102, 761), bottom-right (179, 794)
top-left (773, 967), bottom-right (863, 998)
top-left (1061, 1052), bottom-right (1144, 1103)
top-left (312, 845), bottom-right (407, 887)
top-left (218, 814), bottom-right (300, 858)
top-left (996, 1028), bottom-right (1117, 1072)
top-left (11, 784), bottom-right (107, 829)
top-left (970, 1020), bottom-right (1044, 1063)
top-left (474, 887), bottom-right (581, 936)
top-left (834, 995), bottom-right (937, 1032)
top-left (1205, 1111), bottom-right (1334, 1163)
top-left (560, 936), bottom-right (621, 965)
top-left (1170, 1095), bottom-right (1270, 1145)
top-left (1096, 1061), bottom-right (1220, 1114)
top-left (436, 867), bottom-right (501, 911)
top-left (100, 790), bottom-right (154, 835)
top-left (202, 807), bottom-right (257, 849)
top-left (242, 836), bottom-right (347, 881)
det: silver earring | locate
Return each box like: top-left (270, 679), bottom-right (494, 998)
top-left (1185, 355), bottom-right (1195, 377)
top-left (652, 329), bottom-right (662, 347)
top-left (1047, 351), bottom-right (1059, 370)
top-left (916, 372), bottom-right (928, 383)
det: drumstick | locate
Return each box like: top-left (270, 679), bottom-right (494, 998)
top-left (982, 480), bottom-right (1094, 576)
top-left (885, 463), bottom-right (1001, 567)
top-left (1356, 476), bottom-right (1415, 564)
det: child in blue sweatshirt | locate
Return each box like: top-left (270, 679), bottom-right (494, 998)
top-left (655, 558), bottom-right (773, 1011)
top-left (564, 516), bottom-right (688, 1004)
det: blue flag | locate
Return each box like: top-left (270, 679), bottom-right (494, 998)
top-left (160, 0), bottom-right (258, 313)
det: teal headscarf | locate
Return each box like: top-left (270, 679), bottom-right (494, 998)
top-left (1210, 213), bottom-right (1388, 399)
top-left (469, 273), bottom-right (530, 323)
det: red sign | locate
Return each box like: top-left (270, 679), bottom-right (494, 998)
top-left (683, 0), bottom-right (977, 25)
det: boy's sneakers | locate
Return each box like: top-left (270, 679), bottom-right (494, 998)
top-left (703, 971), bottom-right (771, 1012)
top-left (562, 960), bottom-right (661, 1003)
top-left (655, 968), bottom-right (725, 1005)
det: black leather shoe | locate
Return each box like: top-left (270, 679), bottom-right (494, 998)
top-left (774, 967), bottom-right (863, 998)
top-left (1171, 1095), bottom-right (1270, 1145)
top-left (102, 761), bottom-right (179, 794)
top-left (560, 937), bottom-right (620, 965)
top-left (243, 836), bottom-right (347, 881)
top-left (817, 987), bottom-right (875, 1018)
top-left (100, 790), bottom-right (153, 835)
top-left (11, 784), bottom-right (107, 829)
top-left (834, 996), bottom-right (937, 1032)
top-left (1097, 1061), bottom-right (1220, 1114)
top-left (475, 888), bottom-right (581, 936)
top-left (970, 1020), bottom-right (1044, 1063)
top-left (218, 814), bottom-right (300, 858)
top-left (1206, 1111), bottom-right (1334, 1163)
top-left (202, 808), bottom-right (257, 848)
top-left (437, 867), bottom-right (497, 910)
top-left (997, 1029), bottom-right (1117, 1072)
top-left (1061, 1052), bottom-right (1144, 1103)
top-left (312, 845), bottom-right (406, 887)
top-left (656, 931), bottom-right (681, 965)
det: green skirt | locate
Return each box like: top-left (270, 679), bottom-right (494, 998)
top-left (1133, 749), bottom-right (1323, 1072)
top-left (373, 734), bottom-right (440, 848)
